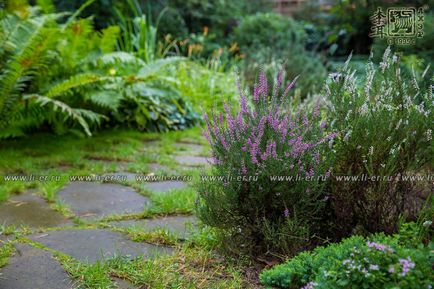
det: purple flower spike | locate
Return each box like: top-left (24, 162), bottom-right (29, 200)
top-left (259, 70), bottom-right (268, 100)
top-left (253, 84), bottom-right (260, 102)
top-left (273, 71), bottom-right (283, 99)
top-left (281, 75), bottom-right (299, 100)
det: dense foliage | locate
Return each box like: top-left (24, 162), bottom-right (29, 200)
top-left (0, 7), bottom-right (112, 137)
top-left (233, 13), bottom-right (327, 97)
top-left (260, 224), bottom-right (434, 289)
top-left (0, 2), bottom-right (207, 138)
top-left (325, 48), bottom-right (433, 236)
top-left (196, 49), bottom-right (433, 258)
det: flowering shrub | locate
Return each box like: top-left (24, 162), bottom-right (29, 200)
top-left (260, 229), bottom-right (434, 289)
top-left (325, 48), bottom-right (434, 235)
top-left (196, 72), bottom-right (337, 255)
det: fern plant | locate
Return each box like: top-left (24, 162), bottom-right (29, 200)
top-left (0, 5), bottom-right (110, 138)
top-left (0, 1), bottom-right (199, 138)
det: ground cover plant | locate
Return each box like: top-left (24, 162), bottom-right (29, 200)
top-left (260, 223), bottom-right (434, 289)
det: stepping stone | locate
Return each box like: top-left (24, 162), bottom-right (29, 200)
top-left (0, 193), bottom-right (70, 228)
top-left (58, 182), bottom-right (150, 219)
top-left (29, 229), bottom-right (172, 263)
top-left (109, 216), bottom-right (197, 239)
top-left (0, 243), bottom-right (73, 289)
top-left (173, 156), bottom-right (209, 166)
top-left (173, 143), bottom-right (206, 155)
top-left (146, 163), bottom-right (172, 173)
top-left (143, 181), bottom-right (187, 193)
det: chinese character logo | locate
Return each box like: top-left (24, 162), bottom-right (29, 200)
top-left (370, 6), bottom-right (426, 45)
top-left (370, 7), bottom-right (387, 38)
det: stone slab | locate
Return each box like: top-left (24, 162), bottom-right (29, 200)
top-left (173, 143), bottom-right (206, 155)
top-left (112, 277), bottom-right (136, 289)
top-left (0, 243), bottom-right (73, 289)
top-left (29, 229), bottom-right (172, 263)
top-left (173, 156), bottom-right (209, 166)
top-left (102, 172), bottom-right (138, 182)
top-left (58, 182), bottom-right (150, 219)
top-left (0, 193), bottom-right (70, 228)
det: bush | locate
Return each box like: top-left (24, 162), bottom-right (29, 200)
top-left (233, 13), bottom-right (327, 97)
top-left (325, 48), bottom-right (433, 236)
top-left (0, 7), bottom-right (113, 138)
top-left (195, 71), bottom-right (337, 256)
top-left (167, 60), bottom-right (237, 113)
top-left (260, 228), bottom-right (434, 289)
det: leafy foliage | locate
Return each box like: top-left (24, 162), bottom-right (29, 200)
top-left (0, 8), bottom-right (108, 137)
top-left (167, 60), bottom-right (237, 113)
top-left (260, 225), bottom-right (434, 289)
top-left (0, 2), bottom-right (200, 138)
top-left (232, 13), bottom-right (327, 97)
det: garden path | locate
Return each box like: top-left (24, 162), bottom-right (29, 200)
top-left (0, 140), bottom-right (208, 289)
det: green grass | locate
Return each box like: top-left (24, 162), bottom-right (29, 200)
top-left (0, 242), bottom-right (14, 268)
top-left (144, 187), bottom-right (198, 215)
top-left (0, 127), bottom-right (206, 203)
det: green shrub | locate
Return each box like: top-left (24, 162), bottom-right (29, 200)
top-left (196, 71), bottom-right (337, 256)
top-left (87, 53), bottom-right (199, 132)
top-left (261, 228), bottom-right (434, 289)
top-left (168, 60), bottom-right (237, 113)
top-left (325, 48), bottom-right (433, 236)
top-left (233, 13), bottom-right (327, 97)
top-left (0, 6), bottom-right (112, 138)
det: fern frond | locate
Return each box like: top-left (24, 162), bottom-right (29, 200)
top-left (0, 126), bottom-right (26, 139)
top-left (23, 94), bottom-right (107, 136)
top-left (0, 15), bottom-right (53, 125)
top-left (138, 56), bottom-right (184, 78)
top-left (84, 90), bottom-right (123, 110)
top-left (44, 73), bottom-right (109, 98)
top-left (98, 26), bottom-right (120, 53)
top-left (97, 51), bottom-right (146, 66)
